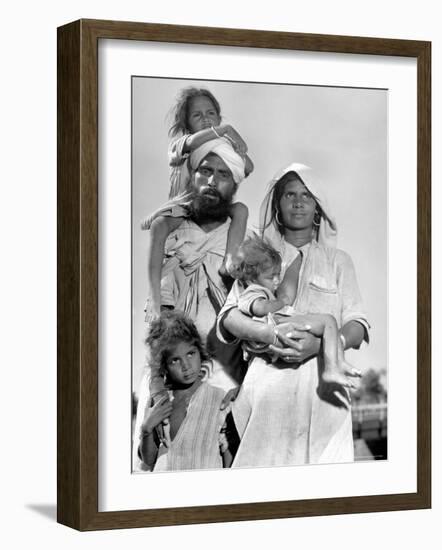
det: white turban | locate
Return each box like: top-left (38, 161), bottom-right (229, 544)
top-left (190, 138), bottom-right (246, 185)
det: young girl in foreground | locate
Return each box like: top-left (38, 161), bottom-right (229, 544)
top-left (138, 311), bottom-right (234, 471)
top-left (142, 87), bottom-right (254, 321)
top-left (229, 234), bottom-right (360, 388)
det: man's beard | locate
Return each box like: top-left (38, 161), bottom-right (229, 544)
top-left (187, 188), bottom-right (232, 225)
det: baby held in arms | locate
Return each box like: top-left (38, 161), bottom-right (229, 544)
top-left (231, 234), bottom-right (361, 388)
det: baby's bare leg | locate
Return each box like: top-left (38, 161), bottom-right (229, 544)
top-left (275, 313), bottom-right (358, 388)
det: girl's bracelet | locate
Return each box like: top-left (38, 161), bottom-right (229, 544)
top-left (340, 333), bottom-right (347, 350)
top-left (211, 126), bottom-right (221, 139)
top-left (140, 427), bottom-right (152, 439)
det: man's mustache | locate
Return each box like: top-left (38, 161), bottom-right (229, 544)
top-left (200, 187), bottom-right (221, 198)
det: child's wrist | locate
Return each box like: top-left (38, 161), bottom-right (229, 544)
top-left (339, 333), bottom-right (347, 349)
top-left (211, 126), bottom-right (221, 139)
top-left (215, 124), bottom-right (227, 136)
top-left (265, 325), bottom-right (279, 346)
top-left (140, 424), bottom-right (153, 438)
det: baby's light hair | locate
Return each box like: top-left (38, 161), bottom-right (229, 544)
top-left (169, 87), bottom-right (221, 137)
top-left (146, 310), bottom-right (208, 378)
top-left (236, 234), bottom-right (282, 284)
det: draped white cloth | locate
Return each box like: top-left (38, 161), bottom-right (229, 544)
top-left (218, 163), bottom-right (369, 467)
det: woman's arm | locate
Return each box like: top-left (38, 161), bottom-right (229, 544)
top-left (222, 308), bottom-right (322, 363)
top-left (336, 249), bottom-right (370, 344)
top-left (340, 320), bottom-right (365, 350)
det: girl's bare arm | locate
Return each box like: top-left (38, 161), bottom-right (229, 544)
top-left (251, 297), bottom-right (287, 317)
top-left (182, 124), bottom-right (235, 152)
top-left (138, 396), bottom-right (173, 470)
top-left (221, 202), bottom-right (248, 275)
top-left (221, 308), bottom-right (276, 345)
top-left (147, 216), bottom-right (183, 316)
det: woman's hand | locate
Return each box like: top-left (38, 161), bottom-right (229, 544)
top-left (141, 395), bottom-right (173, 435)
top-left (269, 322), bottom-right (321, 363)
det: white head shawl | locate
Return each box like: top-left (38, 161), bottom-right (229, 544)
top-left (259, 163), bottom-right (337, 250)
top-left (190, 138), bottom-right (246, 185)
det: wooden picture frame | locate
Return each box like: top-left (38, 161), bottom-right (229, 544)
top-left (57, 18), bottom-right (431, 531)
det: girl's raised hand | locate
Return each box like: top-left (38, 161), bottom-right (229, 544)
top-left (141, 394), bottom-right (173, 435)
top-left (221, 125), bottom-right (248, 156)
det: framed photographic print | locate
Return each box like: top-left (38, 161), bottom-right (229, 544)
top-left (57, 19), bottom-right (431, 531)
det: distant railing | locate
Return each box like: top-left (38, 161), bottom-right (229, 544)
top-left (352, 403), bottom-right (387, 446)
top-left (352, 402), bottom-right (387, 423)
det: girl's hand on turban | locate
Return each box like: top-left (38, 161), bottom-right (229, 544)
top-left (221, 125), bottom-right (248, 156)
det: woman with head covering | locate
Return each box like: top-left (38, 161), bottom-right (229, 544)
top-left (217, 163), bottom-right (369, 467)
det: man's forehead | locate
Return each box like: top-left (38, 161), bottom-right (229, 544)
top-left (199, 153), bottom-right (231, 172)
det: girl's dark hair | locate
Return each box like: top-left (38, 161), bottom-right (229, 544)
top-left (235, 234), bottom-right (282, 284)
top-left (266, 171), bottom-right (321, 235)
top-left (169, 87), bottom-right (221, 137)
top-left (146, 310), bottom-right (207, 378)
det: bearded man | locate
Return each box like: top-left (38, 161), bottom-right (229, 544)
top-left (133, 140), bottom-right (247, 469)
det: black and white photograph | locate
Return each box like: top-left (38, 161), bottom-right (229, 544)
top-left (131, 76), bottom-right (388, 473)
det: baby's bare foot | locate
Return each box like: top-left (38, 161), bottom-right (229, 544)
top-left (322, 369), bottom-right (356, 389)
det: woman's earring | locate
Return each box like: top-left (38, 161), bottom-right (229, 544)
top-left (275, 210), bottom-right (282, 226)
top-left (313, 210), bottom-right (321, 227)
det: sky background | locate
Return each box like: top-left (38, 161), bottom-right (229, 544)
top-left (132, 77), bottom-right (388, 393)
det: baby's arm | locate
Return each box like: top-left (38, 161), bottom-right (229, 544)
top-left (251, 295), bottom-right (287, 317)
top-left (276, 255), bottom-right (302, 306)
top-left (220, 202), bottom-right (249, 276)
top-left (147, 216), bottom-right (183, 319)
top-left (138, 395), bottom-right (173, 470)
